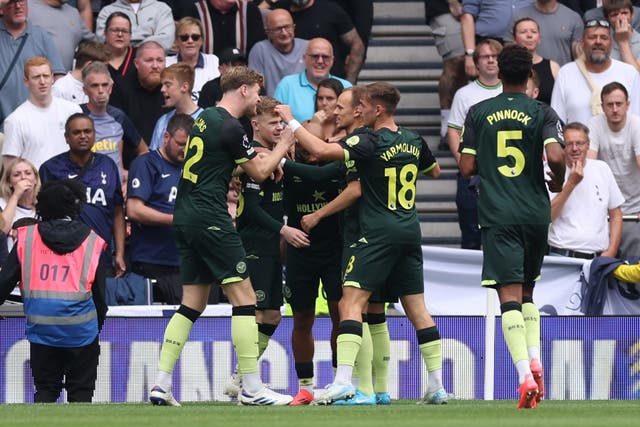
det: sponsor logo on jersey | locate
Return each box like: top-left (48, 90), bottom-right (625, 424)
top-left (345, 135), bottom-right (360, 147)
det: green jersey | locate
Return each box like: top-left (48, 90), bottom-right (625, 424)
top-left (459, 92), bottom-right (563, 227)
top-left (339, 127), bottom-right (437, 244)
top-left (283, 155), bottom-right (345, 254)
top-left (173, 107), bottom-right (257, 228)
top-left (236, 141), bottom-right (285, 256)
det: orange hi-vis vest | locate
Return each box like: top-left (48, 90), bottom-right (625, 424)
top-left (16, 224), bottom-right (106, 347)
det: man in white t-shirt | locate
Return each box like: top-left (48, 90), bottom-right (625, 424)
top-left (448, 38), bottom-right (503, 249)
top-left (587, 81), bottom-right (640, 258)
top-left (551, 19), bottom-right (640, 125)
top-left (549, 122), bottom-right (624, 259)
top-left (2, 56), bottom-right (82, 170)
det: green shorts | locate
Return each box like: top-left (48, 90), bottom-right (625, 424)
top-left (343, 241), bottom-right (424, 296)
top-left (341, 246), bottom-right (398, 303)
top-left (284, 245), bottom-right (342, 311)
top-left (247, 254), bottom-right (283, 310)
top-left (480, 224), bottom-right (549, 289)
top-left (174, 225), bottom-right (249, 285)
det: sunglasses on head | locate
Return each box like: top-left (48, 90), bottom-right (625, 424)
top-left (179, 34), bottom-right (202, 42)
top-left (585, 19), bottom-right (610, 29)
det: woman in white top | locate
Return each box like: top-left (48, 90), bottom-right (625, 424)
top-left (166, 17), bottom-right (220, 103)
top-left (0, 158), bottom-right (40, 250)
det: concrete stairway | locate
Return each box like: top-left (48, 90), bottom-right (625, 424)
top-left (359, 0), bottom-right (460, 246)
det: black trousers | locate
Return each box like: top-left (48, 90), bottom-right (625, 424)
top-left (29, 337), bottom-right (100, 403)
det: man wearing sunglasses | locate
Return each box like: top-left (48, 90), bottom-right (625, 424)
top-left (551, 18), bottom-right (640, 126)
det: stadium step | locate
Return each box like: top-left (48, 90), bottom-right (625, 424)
top-left (366, 0), bottom-right (460, 247)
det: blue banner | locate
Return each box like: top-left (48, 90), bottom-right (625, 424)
top-left (1, 316), bottom-right (639, 403)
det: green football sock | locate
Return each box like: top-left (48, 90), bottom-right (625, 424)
top-left (369, 321), bottom-right (390, 393)
top-left (419, 340), bottom-right (442, 372)
top-left (232, 314), bottom-right (259, 375)
top-left (158, 312), bottom-right (193, 374)
top-left (522, 302), bottom-right (541, 360)
top-left (257, 323), bottom-right (277, 359)
top-left (501, 307), bottom-right (529, 364)
top-left (337, 333), bottom-right (362, 367)
top-left (354, 323), bottom-right (374, 395)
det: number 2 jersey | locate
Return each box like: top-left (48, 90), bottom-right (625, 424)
top-left (339, 127), bottom-right (437, 245)
top-left (173, 107), bottom-right (257, 229)
top-left (459, 92), bottom-right (563, 227)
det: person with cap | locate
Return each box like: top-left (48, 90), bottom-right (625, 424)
top-left (0, 179), bottom-right (109, 403)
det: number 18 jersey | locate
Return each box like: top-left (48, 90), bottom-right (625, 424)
top-left (339, 127), bottom-right (437, 244)
top-left (460, 92), bottom-right (563, 227)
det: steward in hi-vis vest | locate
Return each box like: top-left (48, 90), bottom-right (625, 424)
top-left (0, 179), bottom-right (109, 403)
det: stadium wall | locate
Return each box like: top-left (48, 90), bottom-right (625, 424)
top-left (2, 316), bottom-right (639, 403)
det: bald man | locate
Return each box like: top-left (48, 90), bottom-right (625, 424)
top-left (249, 9), bottom-right (309, 96)
top-left (274, 37), bottom-right (351, 122)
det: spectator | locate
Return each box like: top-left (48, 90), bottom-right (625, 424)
top-left (505, 0), bottom-right (583, 66)
top-left (52, 40), bottom-right (112, 104)
top-left (28, 0), bottom-right (96, 72)
top-left (303, 77), bottom-right (345, 141)
top-left (283, 0), bottom-right (365, 83)
top-left (39, 113), bottom-right (126, 278)
top-left (149, 63), bottom-right (204, 150)
top-left (198, 47), bottom-right (254, 138)
top-left (551, 19), bottom-right (640, 125)
top-left (526, 69), bottom-right (541, 99)
top-left (511, 17), bottom-right (559, 105)
top-left (584, 2), bottom-right (640, 32)
top-left (166, 17), bottom-right (220, 103)
top-left (248, 8), bottom-right (308, 96)
top-left (127, 114), bottom-right (193, 305)
top-left (603, 0), bottom-right (640, 72)
top-left (0, 157), bottom-right (39, 250)
top-left (548, 122), bottom-right (624, 259)
top-left (460, 0), bottom-right (529, 77)
top-left (426, 0), bottom-right (468, 150)
top-left (96, 0), bottom-right (175, 52)
top-left (587, 81), bottom-right (640, 258)
top-left (103, 11), bottom-right (137, 81)
top-left (447, 39), bottom-right (503, 249)
top-left (80, 61), bottom-right (147, 184)
top-left (2, 56), bottom-right (82, 170)
top-left (0, 179), bottom-right (109, 403)
top-left (274, 37), bottom-right (351, 123)
top-left (0, 0), bottom-right (65, 128)
top-left (331, 0), bottom-right (373, 53)
top-left (174, 0), bottom-right (266, 56)
top-left (109, 40), bottom-right (167, 167)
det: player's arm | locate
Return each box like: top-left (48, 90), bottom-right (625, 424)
top-left (283, 159), bottom-right (343, 182)
top-left (419, 137), bottom-right (441, 178)
top-left (603, 207), bottom-right (623, 258)
top-left (542, 107), bottom-right (566, 192)
top-left (240, 127), bottom-right (296, 183)
top-left (275, 105), bottom-right (345, 161)
top-left (301, 180), bottom-right (361, 233)
top-left (126, 198), bottom-right (173, 226)
top-left (458, 153), bottom-right (477, 178)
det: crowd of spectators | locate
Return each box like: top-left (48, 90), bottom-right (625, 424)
top-left (0, 0), bottom-right (373, 304)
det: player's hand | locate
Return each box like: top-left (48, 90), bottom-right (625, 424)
top-left (114, 253), bottom-right (126, 278)
top-left (274, 163), bottom-right (284, 183)
top-left (279, 126), bottom-right (296, 148)
top-left (300, 212), bottom-right (320, 233)
top-left (280, 225), bottom-right (310, 248)
top-left (275, 104), bottom-right (294, 124)
top-left (546, 170), bottom-right (563, 193)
